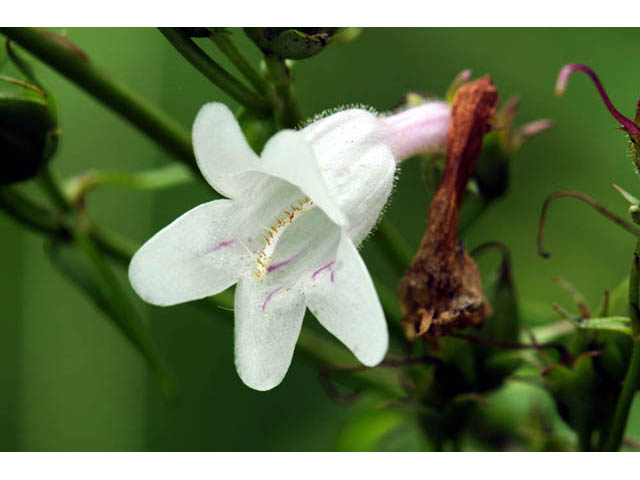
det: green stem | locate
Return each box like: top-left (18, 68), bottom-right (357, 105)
top-left (602, 239), bottom-right (640, 451)
top-left (90, 225), bottom-right (138, 266)
top-left (0, 27), bottom-right (196, 169)
top-left (603, 342), bottom-right (640, 450)
top-left (264, 54), bottom-right (304, 128)
top-left (158, 28), bottom-right (271, 113)
top-left (0, 186), bottom-right (65, 236)
top-left (210, 32), bottom-right (269, 95)
top-left (37, 166), bottom-right (71, 212)
top-left (375, 219), bottom-right (414, 274)
top-left (65, 164), bottom-right (195, 202)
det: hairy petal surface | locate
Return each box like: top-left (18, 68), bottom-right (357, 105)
top-left (234, 278), bottom-right (306, 391)
top-left (129, 199), bottom-right (244, 306)
top-left (304, 235), bottom-right (388, 366)
top-left (301, 109), bottom-right (395, 243)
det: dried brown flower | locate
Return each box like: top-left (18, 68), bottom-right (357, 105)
top-left (398, 76), bottom-right (498, 338)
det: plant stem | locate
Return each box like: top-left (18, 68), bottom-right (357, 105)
top-left (90, 225), bottom-right (138, 266)
top-left (37, 166), bottom-right (71, 212)
top-left (0, 27), bottom-right (196, 169)
top-left (603, 342), bottom-right (640, 450)
top-left (65, 164), bottom-right (195, 203)
top-left (602, 239), bottom-right (640, 451)
top-left (158, 28), bottom-right (271, 113)
top-left (0, 186), bottom-right (65, 236)
top-left (209, 31), bottom-right (270, 95)
top-left (375, 219), bottom-right (414, 274)
top-left (264, 54), bottom-right (304, 128)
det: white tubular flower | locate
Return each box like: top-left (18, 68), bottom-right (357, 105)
top-left (129, 101), bottom-right (450, 391)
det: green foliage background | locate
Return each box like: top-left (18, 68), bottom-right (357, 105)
top-left (1, 27), bottom-right (640, 450)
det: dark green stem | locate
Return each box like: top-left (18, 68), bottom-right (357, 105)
top-left (158, 28), bottom-right (271, 113)
top-left (210, 31), bottom-right (269, 95)
top-left (0, 27), bottom-right (196, 169)
top-left (37, 166), bottom-right (71, 212)
top-left (603, 342), bottom-right (640, 450)
top-left (602, 239), bottom-right (640, 451)
top-left (0, 186), bottom-right (65, 236)
top-left (264, 54), bottom-right (303, 128)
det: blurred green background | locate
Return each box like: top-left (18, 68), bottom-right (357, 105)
top-left (1, 28), bottom-right (640, 451)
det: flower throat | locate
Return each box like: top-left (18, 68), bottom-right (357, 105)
top-left (253, 196), bottom-right (314, 278)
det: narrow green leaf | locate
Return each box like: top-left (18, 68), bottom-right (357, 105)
top-left (574, 316), bottom-right (632, 336)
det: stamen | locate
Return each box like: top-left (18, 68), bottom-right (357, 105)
top-left (253, 197), bottom-right (315, 278)
top-left (556, 63), bottom-right (640, 139)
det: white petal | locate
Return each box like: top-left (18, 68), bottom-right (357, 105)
top-left (192, 102), bottom-right (260, 198)
top-left (260, 130), bottom-right (347, 227)
top-left (304, 235), bottom-right (388, 366)
top-left (234, 278), bottom-right (306, 391)
top-left (129, 199), bottom-right (243, 306)
top-left (323, 142), bottom-right (395, 245)
top-left (301, 109), bottom-right (396, 244)
top-left (301, 109), bottom-right (385, 173)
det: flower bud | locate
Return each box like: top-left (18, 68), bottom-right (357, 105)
top-left (0, 85), bottom-right (59, 184)
top-left (243, 28), bottom-right (342, 60)
top-left (473, 97), bottom-right (551, 201)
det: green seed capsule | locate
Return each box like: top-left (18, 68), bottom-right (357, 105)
top-left (0, 94), bottom-right (58, 184)
top-left (244, 28), bottom-right (341, 60)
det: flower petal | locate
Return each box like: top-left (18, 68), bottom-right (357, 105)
top-left (300, 109), bottom-right (396, 244)
top-left (129, 199), bottom-right (244, 306)
top-left (234, 278), bottom-right (306, 391)
top-left (192, 102), bottom-right (260, 198)
top-left (304, 235), bottom-right (388, 366)
top-left (260, 130), bottom-right (348, 227)
top-left (323, 142), bottom-right (395, 245)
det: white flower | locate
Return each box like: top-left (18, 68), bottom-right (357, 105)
top-left (129, 101), bottom-right (450, 390)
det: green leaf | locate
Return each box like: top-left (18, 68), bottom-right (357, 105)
top-left (335, 407), bottom-right (414, 451)
top-left (45, 234), bottom-right (176, 400)
top-left (573, 316), bottom-right (632, 336)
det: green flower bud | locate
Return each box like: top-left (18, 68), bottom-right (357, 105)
top-left (474, 97), bottom-right (552, 201)
top-left (244, 28), bottom-right (342, 60)
top-left (0, 88), bottom-right (59, 184)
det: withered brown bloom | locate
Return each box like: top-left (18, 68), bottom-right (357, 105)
top-left (399, 76), bottom-right (498, 338)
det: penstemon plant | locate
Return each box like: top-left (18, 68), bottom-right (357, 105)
top-left (2, 27), bottom-right (639, 452)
